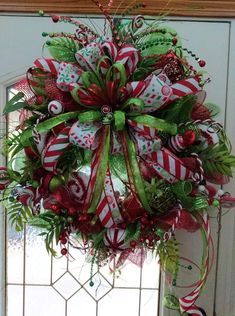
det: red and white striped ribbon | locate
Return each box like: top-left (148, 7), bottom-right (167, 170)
top-left (83, 150), bottom-right (100, 211)
top-left (116, 45), bottom-right (140, 77)
top-left (96, 169), bottom-right (123, 228)
top-left (34, 58), bottom-right (60, 75)
top-left (102, 41), bottom-right (118, 60)
top-left (41, 125), bottom-right (71, 174)
top-left (146, 148), bottom-right (194, 183)
top-left (170, 77), bottom-right (202, 101)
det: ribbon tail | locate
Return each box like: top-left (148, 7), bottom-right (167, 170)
top-left (96, 168), bottom-right (123, 228)
top-left (84, 125), bottom-right (110, 213)
top-left (120, 130), bottom-right (151, 213)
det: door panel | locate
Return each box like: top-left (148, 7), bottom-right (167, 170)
top-left (0, 15), bottom-right (232, 316)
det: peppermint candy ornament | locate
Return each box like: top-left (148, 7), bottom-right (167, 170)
top-left (12, 185), bottom-right (35, 207)
top-left (104, 228), bottom-right (129, 251)
top-left (198, 122), bottom-right (220, 147)
top-left (67, 172), bottom-right (88, 205)
top-left (168, 130), bottom-right (196, 153)
top-left (0, 167), bottom-right (10, 191)
top-left (48, 100), bottom-right (64, 116)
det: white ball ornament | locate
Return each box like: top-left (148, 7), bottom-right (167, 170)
top-left (104, 228), bottom-right (129, 251)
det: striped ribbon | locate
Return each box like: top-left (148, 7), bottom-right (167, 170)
top-left (146, 148), bottom-right (194, 183)
top-left (96, 169), bottom-right (123, 228)
top-left (41, 125), bottom-right (71, 174)
top-left (34, 58), bottom-right (59, 75)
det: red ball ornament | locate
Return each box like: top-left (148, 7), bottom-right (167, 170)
top-left (68, 207), bottom-right (77, 216)
top-left (130, 240), bottom-right (137, 248)
top-left (199, 60), bottom-right (206, 67)
top-left (52, 15), bottom-right (60, 23)
top-left (36, 96), bottom-right (43, 105)
top-left (24, 147), bottom-right (38, 159)
top-left (51, 204), bottom-right (60, 213)
top-left (120, 223), bottom-right (127, 229)
top-left (60, 238), bottom-right (67, 245)
top-left (79, 214), bottom-right (88, 221)
top-left (61, 248), bottom-right (68, 256)
top-left (183, 130), bottom-right (196, 146)
top-left (172, 37), bottom-right (178, 45)
top-left (122, 194), bottom-right (146, 222)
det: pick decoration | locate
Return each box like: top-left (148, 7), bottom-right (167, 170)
top-left (2, 2), bottom-right (235, 315)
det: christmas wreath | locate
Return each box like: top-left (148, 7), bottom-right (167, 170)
top-left (1, 2), bottom-right (235, 315)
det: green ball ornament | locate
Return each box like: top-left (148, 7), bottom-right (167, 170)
top-left (212, 200), bottom-right (220, 207)
top-left (67, 217), bottom-right (73, 224)
top-left (38, 10), bottom-right (44, 16)
top-left (31, 180), bottom-right (39, 188)
top-left (49, 175), bottom-right (65, 193)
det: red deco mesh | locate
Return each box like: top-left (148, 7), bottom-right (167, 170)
top-left (14, 78), bottom-right (37, 106)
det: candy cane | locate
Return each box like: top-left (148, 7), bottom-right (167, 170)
top-left (190, 153), bottom-right (204, 183)
top-left (163, 203), bottom-right (182, 241)
top-left (179, 211), bottom-right (210, 315)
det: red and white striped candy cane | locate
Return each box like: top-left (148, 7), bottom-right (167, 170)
top-left (190, 153), bottom-right (204, 183)
top-left (163, 203), bottom-right (182, 241)
top-left (179, 211), bottom-right (210, 315)
top-left (34, 58), bottom-right (60, 75)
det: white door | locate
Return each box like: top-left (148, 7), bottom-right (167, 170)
top-left (0, 14), bottom-right (234, 316)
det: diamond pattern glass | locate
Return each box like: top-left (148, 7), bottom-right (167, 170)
top-left (53, 273), bottom-right (81, 299)
top-left (83, 273), bottom-right (112, 301)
